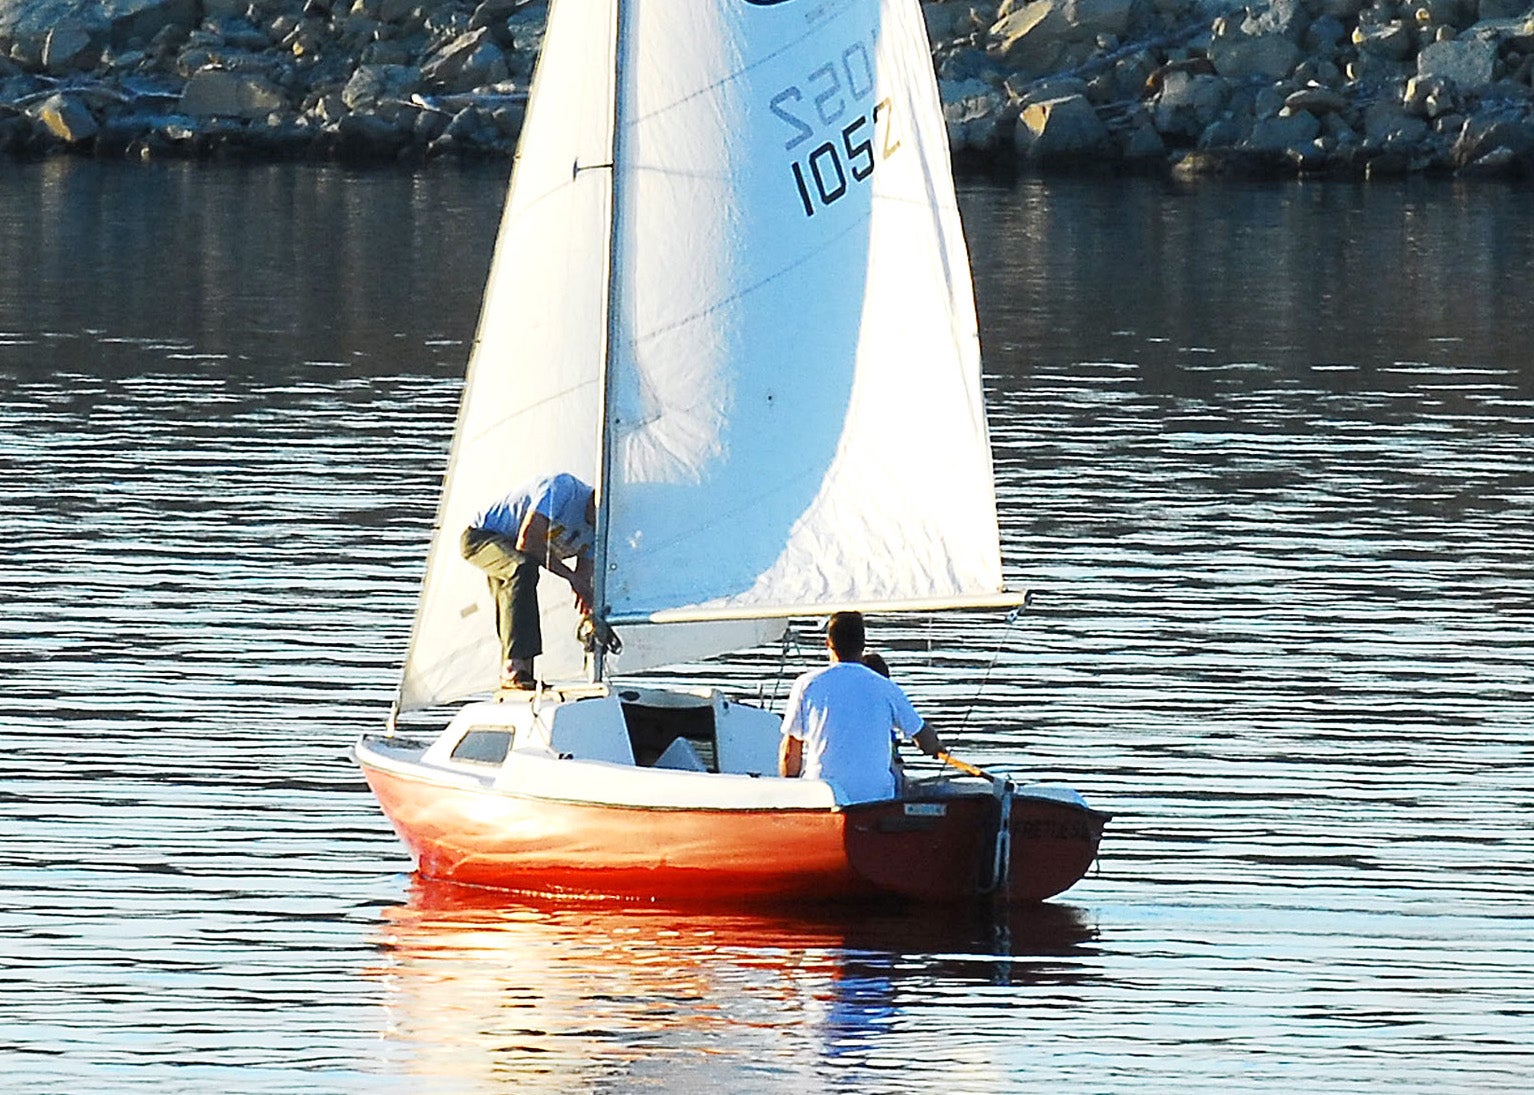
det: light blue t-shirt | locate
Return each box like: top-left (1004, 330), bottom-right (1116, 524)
top-left (471, 473), bottom-right (595, 561)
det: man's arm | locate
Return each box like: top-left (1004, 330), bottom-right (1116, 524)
top-left (912, 725), bottom-right (943, 758)
top-left (516, 510), bottom-right (595, 614)
top-left (779, 733), bottom-right (803, 778)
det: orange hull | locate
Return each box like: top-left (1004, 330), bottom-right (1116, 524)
top-left (362, 761), bottom-right (1105, 906)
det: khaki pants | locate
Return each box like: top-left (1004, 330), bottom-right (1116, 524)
top-left (460, 527), bottom-right (542, 662)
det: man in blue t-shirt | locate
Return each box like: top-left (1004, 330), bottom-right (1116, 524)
top-left (779, 611), bottom-right (945, 804)
top-left (461, 473), bottom-right (596, 689)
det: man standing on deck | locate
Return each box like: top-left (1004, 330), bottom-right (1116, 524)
top-left (778, 611), bottom-right (945, 803)
top-left (461, 472), bottom-right (596, 689)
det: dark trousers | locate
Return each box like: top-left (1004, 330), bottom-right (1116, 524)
top-left (461, 527), bottom-right (542, 662)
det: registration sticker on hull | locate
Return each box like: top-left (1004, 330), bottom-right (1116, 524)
top-left (903, 803), bottom-right (947, 817)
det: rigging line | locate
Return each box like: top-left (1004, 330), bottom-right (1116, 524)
top-left (954, 606), bottom-right (1023, 732)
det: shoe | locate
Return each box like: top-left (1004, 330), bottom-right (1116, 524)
top-left (500, 659), bottom-right (535, 690)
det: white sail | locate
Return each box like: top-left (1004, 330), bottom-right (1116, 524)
top-left (398, 0), bottom-right (778, 709)
top-left (399, 0), bottom-right (1004, 711)
top-left (396, 0), bottom-right (613, 710)
top-left (600, 0), bottom-right (1003, 624)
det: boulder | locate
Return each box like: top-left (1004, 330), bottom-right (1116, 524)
top-left (1417, 36), bottom-right (1497, 88)
top-left (1451, 114), bottom-right (1534, 164)
top-left (1474, 0), bottom-right (1529, 19)
top-left (1363, 100), bottom-right (1431, 144)
top-left (42, 25), bottom-right (95, 73)
top-left (0, 0), bottom-right (199, 61)
top-left (1245, 108), bottom-right (1321, 150)
top-left (1284, 85), bottom-right (1351, 114)
top-left (1152, 70), bottom-right (1231, 138)
top-left (1240, 0), bottom-right (1309, 40)
top-left (988, 0), bottom-right (1137, 76)
top-left (940, 77), bottom-right (1012, 150)
top-left (181, 69), bottom-right (287, 117)
top-left (421, 27), bottom-right (509, 91)
top-left (342, 62), bottom-right (421, 109)
top-left (1123, 116), bottom-right (1167, 158)
top-left (1353, 19), bottom-right (1415, 60)
top-left (1209, 25), bottom-right (1303, 79)
top-left (27, 92), bottom-right (98, 142)
top-left (1403, 73), bottom-right (1458, 116)
top-left (1015, 92), bottom-right (1110, 160)
top-left (988, 0), bottom-right (1075, 74)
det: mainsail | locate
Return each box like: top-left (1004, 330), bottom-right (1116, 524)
top-left (399, 0), bottom-right (1004, 712)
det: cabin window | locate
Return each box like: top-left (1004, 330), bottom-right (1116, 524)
top-left (621, 702), bottom-right (717, 772)
top-left (450, 728), bottom-right (513, 766)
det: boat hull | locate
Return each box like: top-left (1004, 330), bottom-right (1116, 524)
top-left (359, 746), bottom-right (1105, 906)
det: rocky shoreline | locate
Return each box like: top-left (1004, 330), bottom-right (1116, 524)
top-left (2, 0), bottom-right (1533, 178)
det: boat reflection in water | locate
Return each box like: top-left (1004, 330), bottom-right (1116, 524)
top-left (370, 880), bottom-right (1099, 1090)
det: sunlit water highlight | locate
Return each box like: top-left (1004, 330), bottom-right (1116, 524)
top-left (1, 162), bottom-right (1531, 1092)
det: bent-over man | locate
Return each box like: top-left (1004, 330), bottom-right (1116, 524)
top-left (461, 472), bottom-right (595, 689)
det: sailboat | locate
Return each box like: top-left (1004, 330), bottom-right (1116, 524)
top-left (354, 0), bottom-right (1107, 905)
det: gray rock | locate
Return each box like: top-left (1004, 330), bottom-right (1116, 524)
top-left (1346, 50), bottom-right (1411, 86)
top-left (924, 1), bottom-right (975, 42)
top-left (27, 91), bottom-right (98, 142)
top-left (1285, 85), bottom-right (1351, 113)
top-left (1363, 100), bottom-right (1431, 143)
top-left (1240, 0), bottom-right (1309, 41)
top-left (1403, 73), bottom-right (1458, 116)
top-left (1452, 114), bottom-right (1534, 164)
top-left (334, 110), bottom-right (408, 157)
top-left (988, 0), bottom-right (1074, 74)
top-left (1458, 144), bottom-right (1518, 172)
top-left (1312, 0), bottom-right (1364, 19)
top-left (42, 25), bottom-right (95, 73)
top-left (0, 0), bottom-right (199, 59)
top-left (1008, 72), bottom-right (1091, 105)
top-left (1417, 36), bottom-right (1497, 88)
top-left (1153, 70), bottom-right (1231, 137)
top-left (987, 0), bottom-right (1136, 76)
top-left (1015, 92), bottom-right (1110, 160)
top-left (1245, 108), bottom-right (1321, 150)
top-left (1304, 14), bottom-right (1347, 53)
top-left (1466, 15), bottom-right (1534, 51)
top-left (1209, 27), bottom-right (1303, 79)
top-left (181, 69), bottom-right (286, 117)
top-left (1122, 112), bottom-right (1166, 158)
top-left (1353, 20), bottom-right (1415, 60)
top-left (342, 62), bottom-right (421, 109)
top-left (941, 77), bottom-right (1012, 150)
top-left (422, 27), bottom-right (509, 92)
top-left (1473, 0), bottom-right (1529, 19)
top-left (1198, 114), bottom-right (1249, 147)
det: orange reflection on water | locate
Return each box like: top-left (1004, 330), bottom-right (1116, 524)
top-left (369, 880), bottom-right (1098, 1092)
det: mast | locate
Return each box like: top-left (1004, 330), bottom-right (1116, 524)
top-left (590, 0), bottom-right (627, 686)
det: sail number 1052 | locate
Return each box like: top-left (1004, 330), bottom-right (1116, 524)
top-left (787, 100), bottom-right (900, 218)
top-left (768, 37), bottom-right (903, 219)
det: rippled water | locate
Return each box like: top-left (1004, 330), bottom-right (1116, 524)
top-left (2, 161), bottom-right (1531, 1092)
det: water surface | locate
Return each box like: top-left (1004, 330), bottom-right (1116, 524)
top-left (1, 161), bottom-right (1531, 1092)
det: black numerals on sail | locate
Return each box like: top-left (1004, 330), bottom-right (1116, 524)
top-left (768, 37), bottom-right (902, 218)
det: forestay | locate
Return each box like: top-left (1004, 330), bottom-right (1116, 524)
top-left (398, 0), bottom-right (1005, 712)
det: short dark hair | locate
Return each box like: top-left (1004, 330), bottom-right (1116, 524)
top-left (826, 611), bottom-right (865, 659)
top-left (862, 652), bottom-right (890, 678)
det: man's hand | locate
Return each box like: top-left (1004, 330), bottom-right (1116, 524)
top-left (914, 726), bottom-right (942, 757)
